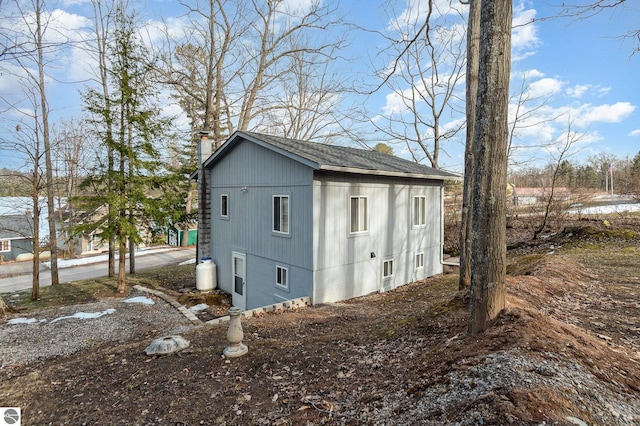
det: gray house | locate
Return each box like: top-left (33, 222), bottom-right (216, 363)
top-left (0, 215), bottom-right (34, 261)
top-left (201, 131), bottom-right (458, 310)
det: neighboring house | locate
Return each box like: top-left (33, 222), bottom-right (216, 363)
top-left (200, 131), bottom-right (459, 310)
top-left (0, 214), bottom-right (34, 261)
top-left (58, 202), bottom-right (160, 255)
top-left (513, 187), bottom-right (571, 206)
top-left (167, 225), bottom-right (197, 247)
top-left (57, 203), bottom-right (110, 255)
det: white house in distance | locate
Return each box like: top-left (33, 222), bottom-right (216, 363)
top-left (200, 131), bottom-right (459, 310)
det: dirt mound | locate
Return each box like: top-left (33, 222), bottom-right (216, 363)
top-left (507, 255), bottom-right (598, 304)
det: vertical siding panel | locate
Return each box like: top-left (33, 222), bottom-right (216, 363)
top-left (210, 138), bottom-right (314, 309)
top-left (313, 173), bottom-right (444, 304)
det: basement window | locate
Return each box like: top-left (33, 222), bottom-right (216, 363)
top-left (383, 259), bottom-right (394, 279)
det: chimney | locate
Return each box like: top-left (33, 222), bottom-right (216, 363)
top-left (199, 131), bottom-right (212, 163)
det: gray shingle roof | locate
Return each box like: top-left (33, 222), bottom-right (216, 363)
top-left (0, 215), bottom-right (34, 239)
top-left (208, 131), bottom-right (459, 181)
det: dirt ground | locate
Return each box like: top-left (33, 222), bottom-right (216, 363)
top-left (1, 216), bottom-right (639, 425)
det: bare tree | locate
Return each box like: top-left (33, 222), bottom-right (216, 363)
top-left (468, 0), bottom-right (512, 335)
top-left (157, 0), bottom-right (245, 261)
top-left (235, 0), bottom-right (345, 132)
top-left (260, 47), bottom-right (349, 143)
top-left (90, 0), bottom-right (117, 277)
top-left (1, 106), bottom-right (46, 300)
top-left (506, 73), bottom-right (564, 169)
top-left (32, 0), bottom-right (59, 286)
top-left (372, 0), bottom-right (466, 169)
top-left (532, 118), bottom-right (584, 239)
top-left (557, 1), bottom-right (639, 55)
top-left (52, 119), bottom-right (95, 257)
top-left (630, 151), bottom-right (640, 200)
top-left (1, 0), bottom-right (62, 285)
top-left (162, 0), bottom-right (244, 146)
top-left (160, 0), bottom-right (346, 261)
top-left (0, 0), bottom-right (73, 298)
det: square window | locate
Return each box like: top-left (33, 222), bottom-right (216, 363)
top-left (276, 265), bottom-right (288, 289)
top-left (383, 259), bottom-right (393, 278)
top-left (413, 196), bottom-right (426, 226)
top-left (0, 240), bottom-right (10, 252)
top-left (273, 195), bottom-right (289, 234)
top-left (220, 194), bottom-right (229, 217)
top-left (349, 196), bottom-right (368, 233)
top-left (415, 252), bottom-right (424, 269)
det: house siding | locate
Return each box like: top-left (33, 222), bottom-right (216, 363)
top-left (209, 138), bottom-right (314, 309)
top-left (0, 238), bottom-right (33, 261)
top-left (312, 172), bottom-right (443, 304)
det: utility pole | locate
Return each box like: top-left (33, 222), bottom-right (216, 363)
top-left (609, 163), bottom-right (614, 195)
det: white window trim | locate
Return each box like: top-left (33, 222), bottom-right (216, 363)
top-left (220, 194), bottom-right (229, 218)
top-left (275, 265), bottom-right (289, 290)
top-left (272, 195), bottom-right (290, 235)
top-left (0, 240), bottom-right (10, 252)
top-left (415, 252), bottom-right (425, 269)
top-left (349, 195), bottom-right (369, 235)
top-left (383, 259), bottom-right (394, 279)
top-left (413, 195), bottom-right (426, 227)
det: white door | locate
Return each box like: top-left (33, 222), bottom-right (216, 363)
top-left (232, 252), bottom-right (246, 311)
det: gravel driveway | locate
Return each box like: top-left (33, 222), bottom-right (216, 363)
top-left (0, 289), bottom-right (197, 369)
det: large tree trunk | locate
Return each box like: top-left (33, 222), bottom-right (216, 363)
top-left (0, 295), bottom-right (11, 316)
top-left (459, 0), bottom-right (481, 291)
top-left (117, 235), bottom-right (127, 293)
top-left (92, 0), bottom-right (116, 278)
top-left (468, 0), bottom-right (512, 335)
top-left (31, 191), bottom-right (40, 301)
top-left (35, 0), bottom-right (59, 286)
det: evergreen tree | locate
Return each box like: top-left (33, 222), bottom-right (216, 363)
top-left (75, 2), bottom-right (169, 292)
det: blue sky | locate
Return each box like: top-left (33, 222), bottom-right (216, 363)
top-left (0, 0), bottom-right (638, 174)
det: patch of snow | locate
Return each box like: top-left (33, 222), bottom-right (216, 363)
top-left (123, 296), bottom-right (155, 305)
top-left (7, 317), bottom-right (38, 325)
top-left (189, 303), bottom-right (208, 312)
top-left (569, 203), bottom-right (640, 215)
top-left (42, 247), bottom-right (175, 269)
top-left (50, 308), bottom-right (116, 324)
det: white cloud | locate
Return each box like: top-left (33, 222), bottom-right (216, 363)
top-left (566, 84), bottom-right (590, 98)
top-left (528, 78), bottom-right (564, 98)
top-left (61, 0), bottom-right (92, 6)
top-left (48, 9), bottom-right (91, 42)
top-left (511, 4), bottom-right (540, 61)
top-left (629, 129), bottom-right (640, 137)
top-left (388, 0), bottom-right (464, 34)
top-left (566, 84), bottom-right (612, 99)
top-left (520, 69), bottom-right (544, 79)
top-left (381, 90), bottom-right (413, 115)
top-left (576, 102), bottom-right (636, 126)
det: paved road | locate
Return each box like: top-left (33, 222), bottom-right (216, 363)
top-left (0, 247), bottom-right (196, 294)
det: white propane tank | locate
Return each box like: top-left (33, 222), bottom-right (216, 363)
top-left (196, 257), bottom-right (217, 291)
